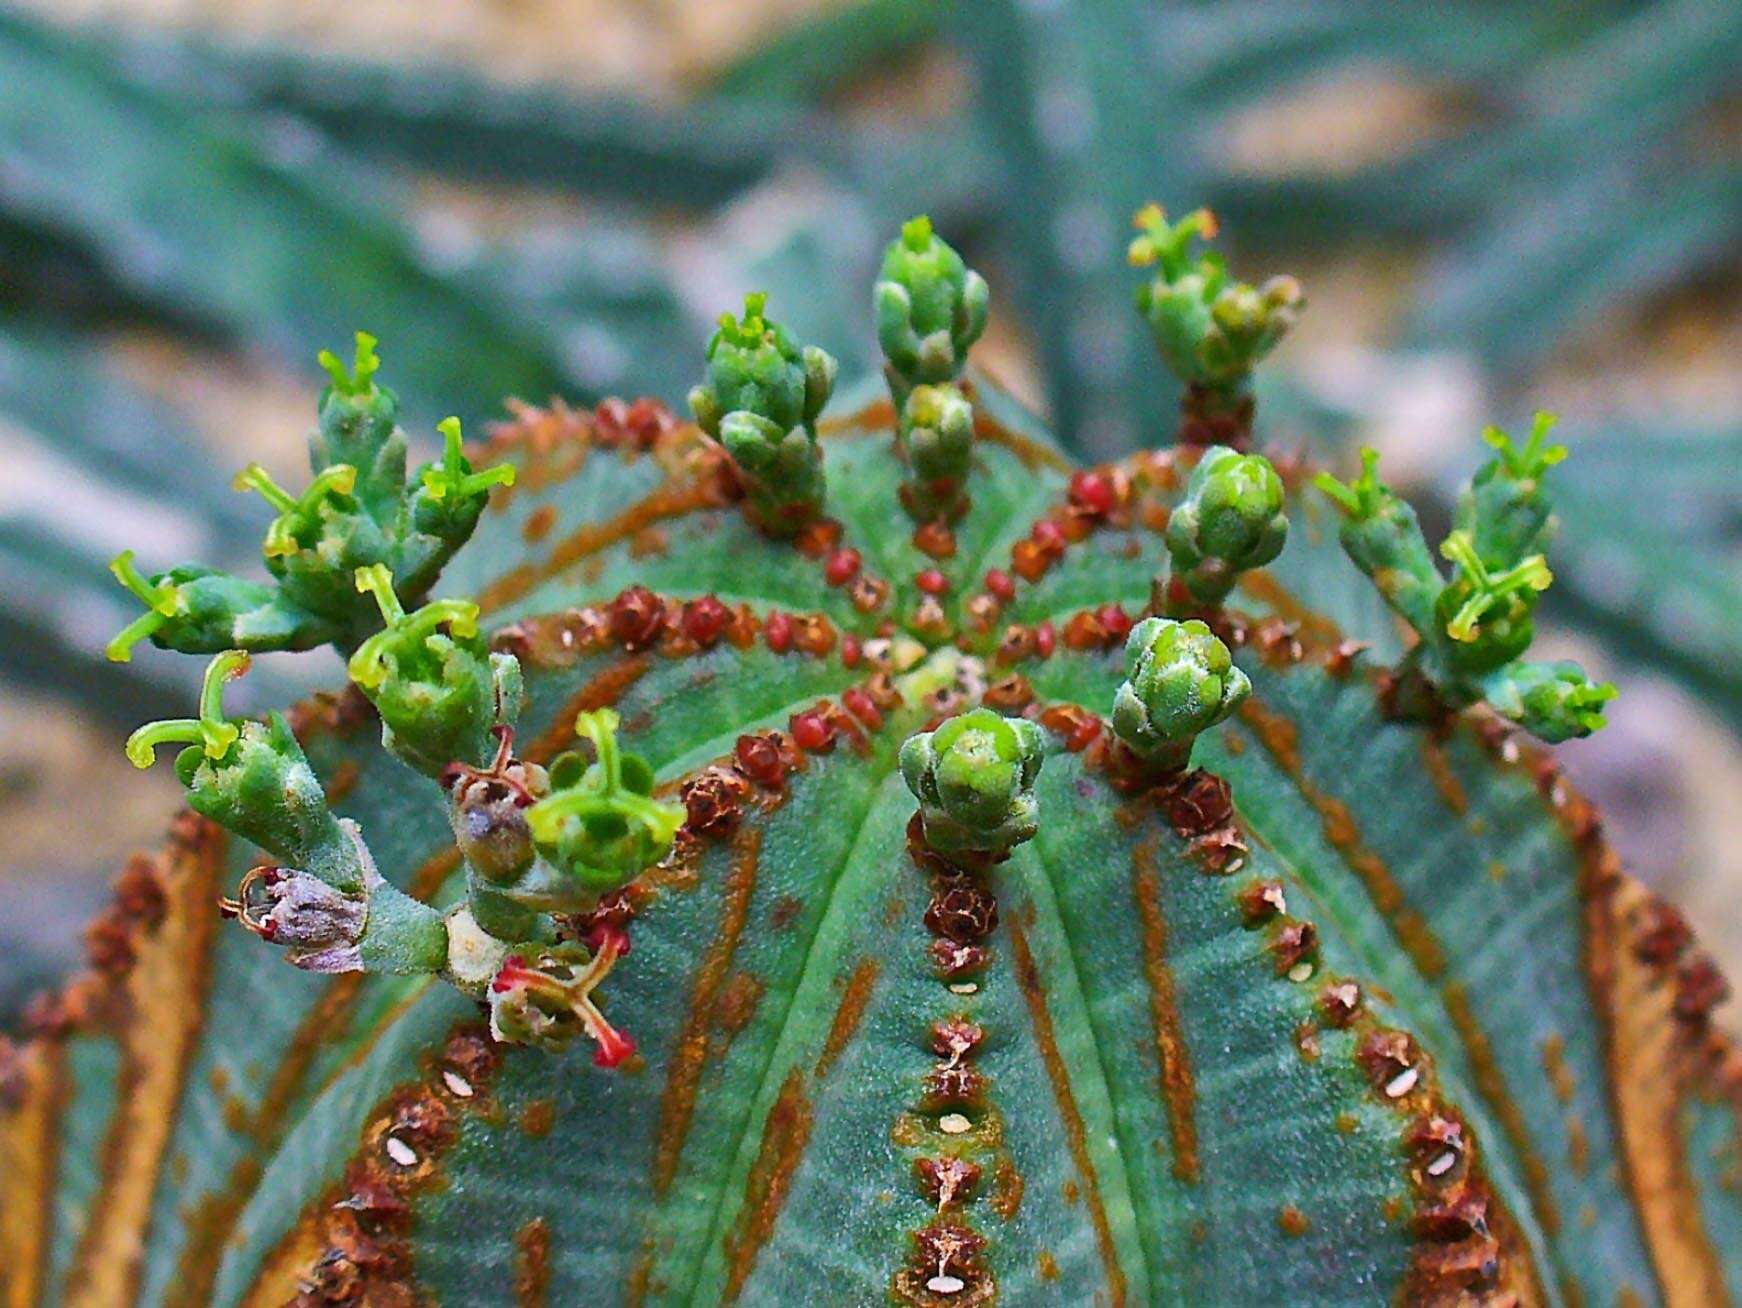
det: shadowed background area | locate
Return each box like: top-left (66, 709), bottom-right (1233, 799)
top-left (0, 0), bottom-right (1736, 1025)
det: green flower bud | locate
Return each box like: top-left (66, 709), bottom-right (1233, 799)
top-left (717, 410), bottom-right (827, 535)
top-left (1481, 660), bottom-right (1617, 743)
top-left (898, 382), bottom-right (975, 523)
top-left (875, 215), bottom-right (989, 399)
top-left (1313, 449), bottom-right (1444, 641)
top-left (1458, 412), bottom-right (1566, 571)
top-left (1434, 530), bottom-right (1552, 676)
top-left (105, 552), bottom-right (332, 661)
top-left (1129, 204), bottom-right (1301, 393)
top-left (900, 707), bottom-right (1044, 861)
top-left (347, 565), bottom-right (520, 776)
top-left (233, 460), bottom-right (390, 625)
top-left (125, 651), bottom-right (362, 889)
top-left (310, 332), bottom-right (409, 518)
top-left (1165, 445), bottom-right (1288, 606)
top-left (1112, 617), bottom-right (1250, 769)
top-left (388, 415), bottom-right (522, 597)
top-left (689, 294), bottom-right (836, 535)
top-left (415, 416), bottom-right (517, 515)
top-left (525, 709), bottom-right (685, 901)
top-left (688, 292), bottom-right (836, 440)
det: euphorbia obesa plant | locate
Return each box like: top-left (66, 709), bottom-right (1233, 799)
top-left (1, 208), bottom-right (1736, 1308)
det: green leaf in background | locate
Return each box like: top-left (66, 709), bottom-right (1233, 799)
top-left (954, 0), bottom-right (1198, 459)
top-left (1541, 425), bottom-right (1742, 732)
top-left (0, 10), bottom-right (572, 427)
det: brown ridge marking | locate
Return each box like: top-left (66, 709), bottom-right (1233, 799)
top-left (0, 1041), bottom-right (62, 1308)
top-left (514, 1216), bottom-right (552, 1308)
top-left (1540, 1034), bottom-right (1576, 1106)
top-left (478, 479), bottom-right (723, 615)
top-left (1130, 838), bottom-right (1199, 1183)
top-left (63, 816), bottom-right (225, 1308)
top-left (1238, 696), bottom-right (1412, 921)
top-left (624, 1238), bottom-right (656, 1307)
top-left (247, 1022), bottom-right (502, 1306)
top-left (1419, 735), bottom-right (1469, 816)
top-left (407, 845), bottom-right (464, 903)
top-left (1237, 569), bottom-right (1344, 649)
top-left (1576, 851), bottom-right (1728, 1306)
top-left (1443, 982), bottom-right (1561, 1238)
top-left (525, 654), bottom-right (654, 765)
top-left (818, 397), bottom-right (895, 435)
top-left (815, 958), bottom-right (881, 1078)
top-left (721, 1067), bottom-right (814, 1302)
top-left (322, 760), bottom-right (360, 804)
top-left (971, 409), bottom-right (1072, 472)
top-left (652, 826), bottom-right (762, 1194)
top-left (165, 974), bottom-right (368, 1308)
top-left (1006, 911), bottom-right (1129, 1308)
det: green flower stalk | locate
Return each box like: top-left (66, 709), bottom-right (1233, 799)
top-left (348, 564), bottom-right (522, 776)
top-left (1313, 449), bottom-right (1445, 639)
top-left (1128, 204), bottom-right (1302, 448)
top-left (106, 553), bottom-right (308, 662)
top-left (1317, 426), bottom-right (1614, 742)
top-left (1164, 445), bottom-right (1288, 608)
top-left (311, 331), bottom-right (406, 518)
top-left (125, 651), bottom-right (362, 891)
top-left (901, 707), bottom-right (1044, 862)
top-left (1112, 618), bottom-right (1251, 771)
top-left (107, 336), bottom-right (510, 663)
top-left (688, 292), bottom-right (837, 535)
top-left (1482, 660), bottom-right (1617, 744)
top-left (524, 709), bottom-right (686, 906)
top-left (897, 382), bottom-right (975, 522)
top-left (1458, 412), bottom-right (1566, 571)
top-left (874, 215), bottom-right (989, 404)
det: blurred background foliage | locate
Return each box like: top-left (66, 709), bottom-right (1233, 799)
top-left (0, 0), bottom-right (1736, 1021)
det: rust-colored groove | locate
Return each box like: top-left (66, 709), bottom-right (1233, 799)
top-left (477, 479), bottom-right (724, 615)
top-left (721, 1068), bottom-right (814, 1302)
top-left (407, 845), bottom-right (465, 903)
top-left (1006, 911), bottom-right (1129, 1308)
top-left (815, 958), bottom-right (881, 1079)
top-left (515, 1216), bottom-right (552, 1308)
top-left (652, 827), bottom-right (763, 1194)
top-left (524, 654), bottom-right (654, 765)
top-left (0, 1041), bottom-right (62, 1308)
top-left (1236, 568), bottom-right (1346, 651)
top-left (1441, 982), bottom-right (1561, 1237)
top-left (165, 974), bottom-right (368, 1308)
top-left (1418, 735), bottom-right (1469, 816)
top-left (63, 816), bottom-right (225, 1308)
top-left (1130, 839), bottom-right (1200, 1183)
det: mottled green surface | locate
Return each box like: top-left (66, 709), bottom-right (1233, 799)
top-left (15, 377), bottom-right (1742, 1307)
